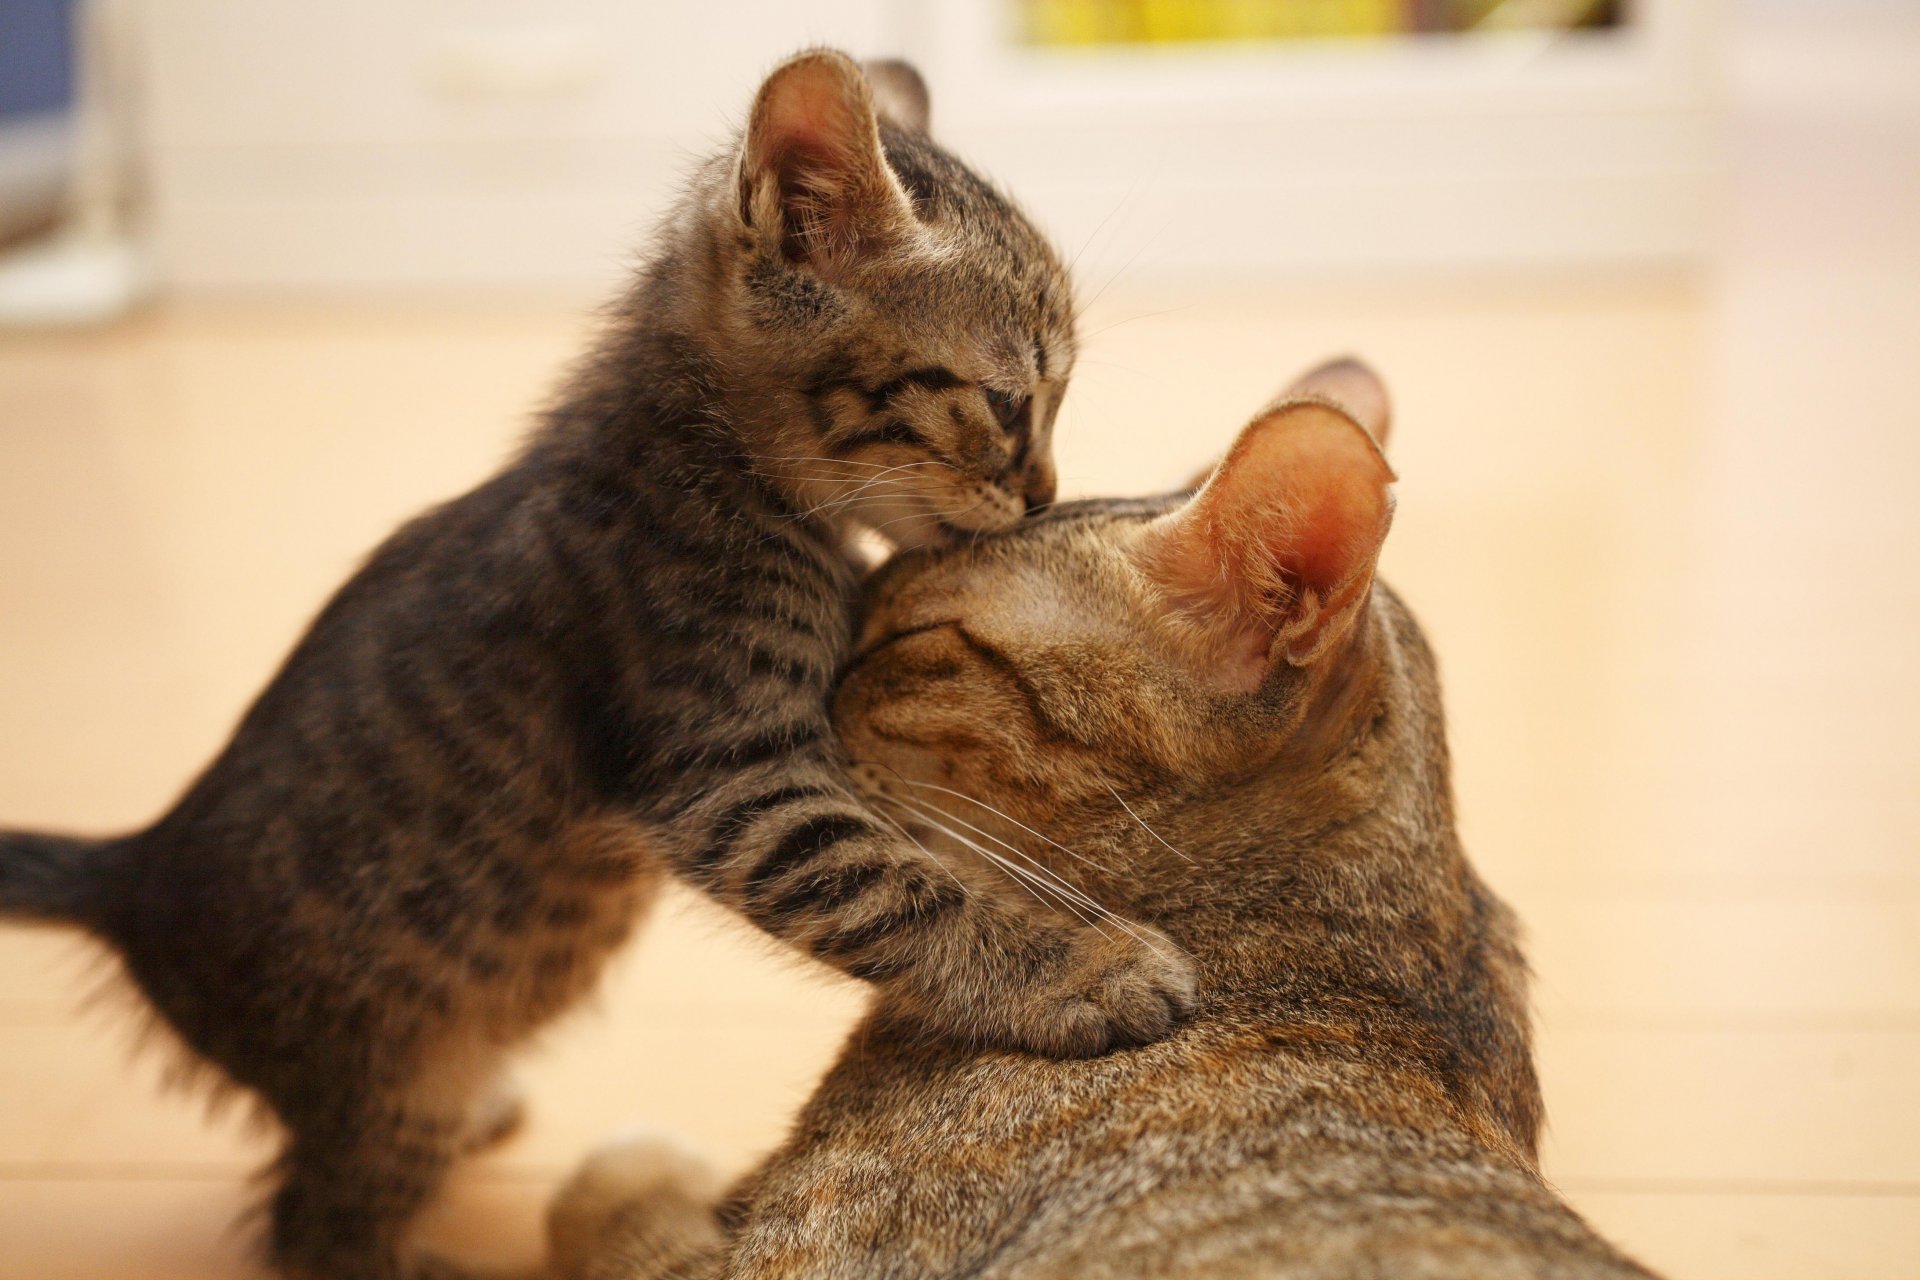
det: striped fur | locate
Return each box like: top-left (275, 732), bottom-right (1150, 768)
top-left (554, 362), bottom-right (1662, 1279)
top-left (0, 50), bottom-right (1196, 1280)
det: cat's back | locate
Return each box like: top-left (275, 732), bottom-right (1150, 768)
top-left (746, 989), bottom-right (1651, 1280)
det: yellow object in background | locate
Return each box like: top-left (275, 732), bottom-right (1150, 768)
top-left (1021, 0), bottom-right (1406, 45)
top-left (1015, 0), bottom-right (1618, 45)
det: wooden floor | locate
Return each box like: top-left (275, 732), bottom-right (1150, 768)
top-left (3, 32), bottom-right (1919, 1280)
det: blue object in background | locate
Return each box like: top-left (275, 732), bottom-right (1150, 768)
top-left (0, 0), bottom-right (80, 236)
top-left (0, 0), bottom-right (78, 121)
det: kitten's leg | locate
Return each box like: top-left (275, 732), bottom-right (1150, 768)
top-left (668, 748), bottom-right (1197, 1057)
top-left (549, 1137), bottom-right (727, 1280)
top-left (266, 1066), bottom-right (496, 1280)
top-left (459, 1071), bottom-right (527, 1156)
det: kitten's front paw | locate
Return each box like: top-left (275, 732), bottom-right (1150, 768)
top-left (1002, 926), bottom-right (1199, 1058)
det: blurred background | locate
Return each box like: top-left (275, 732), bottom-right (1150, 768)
top-left (1, 1), bottom-right (1916, 1277)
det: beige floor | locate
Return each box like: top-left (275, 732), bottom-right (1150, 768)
top-left (4, 39), bottom-right (1920, 1280)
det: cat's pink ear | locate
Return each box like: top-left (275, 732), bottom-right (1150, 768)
top-left (740, 50), bottom-right (917, 276)
top-left (1139, 397), bottom-right (1396, 690)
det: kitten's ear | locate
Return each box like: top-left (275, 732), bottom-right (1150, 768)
top-left (1139, 398), bottom-right (1396, 689)
top-left (739, 50), bottom-right (917, 277)
top-left (863, 58), bottom-right (931, 134)
top-left (1178, 356), bottom-right (1390, 494)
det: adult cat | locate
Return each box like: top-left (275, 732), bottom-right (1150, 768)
top-left (0, 50), bottom-right (1191, 1280)
top-left (550, 359), bottom-right (1660, 1280)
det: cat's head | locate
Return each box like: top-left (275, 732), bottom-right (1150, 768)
top-left (837, 358), bottom-right (1405, 860)
top-left (689, 50), bottom-right (1074, 547)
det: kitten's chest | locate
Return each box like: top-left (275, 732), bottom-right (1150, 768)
top-left (608, 504), bottom-right (860, 657)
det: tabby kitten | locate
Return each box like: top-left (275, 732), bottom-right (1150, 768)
top-left (551, 360), bottom-right (1662, 1280)
top-left (0, 50), bottom-right (1194, 1280)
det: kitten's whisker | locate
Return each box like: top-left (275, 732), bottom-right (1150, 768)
top-left (783, 472), bottom-right (938, 522)
top-left (1080, 303), bottom-right (1196, 343)
top-left (783, 455), bottom-right (942, 471)
top-left (1103, 782), bottom-right (1196, 864)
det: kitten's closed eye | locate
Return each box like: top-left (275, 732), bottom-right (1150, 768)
top-left (986, 389), bottom-right (1033, 438)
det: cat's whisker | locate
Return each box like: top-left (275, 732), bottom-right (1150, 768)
top-left (860, 802), bottom-right (972, 897)
top-left (883, 790), bottom-right (1165, 956)
top-left (882, 795), bottom-right (1106, 932)
top-left (892, 777), bottom-right (1116, 875)
top-left (882, 791), bottom-right (1095, 911)
top-left (1103, 782), bottom-right (1196, 864)
top-left (894, 790), bottom-right (1124, 898)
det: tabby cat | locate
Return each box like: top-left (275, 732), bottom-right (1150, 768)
top-left (549, 359), bottom-right (1662, 1280)
top-left (0, 50), bottom-right (1194, 1280)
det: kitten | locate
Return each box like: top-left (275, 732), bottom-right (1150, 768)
top-left (0, 50), bottom-right (1194, 1280)
top-left (550, 359), bottom-right (1662, 1280)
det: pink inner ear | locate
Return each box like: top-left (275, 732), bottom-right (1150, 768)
top-left (748, 56), bottom-right (902, 270)
top-left (1143, 401), bottom-right (1394, 681)
top-left (1263, 427), bottom-right (1390, 599)
top-left (766, 72), bottom-right (863, 172)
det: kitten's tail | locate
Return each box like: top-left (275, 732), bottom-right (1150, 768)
top-left (0, 830), bottom-right (108, 925)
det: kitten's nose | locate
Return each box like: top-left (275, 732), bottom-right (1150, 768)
top-left (1023, 473), bottom-right (1056, 515)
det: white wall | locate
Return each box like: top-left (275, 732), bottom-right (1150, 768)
top-left (129, 0), bottom-right (1719, 293)
top-left (132, 0), bottom-right (894, 291)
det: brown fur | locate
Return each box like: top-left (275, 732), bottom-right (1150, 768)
top-left (0, 50), bottom-right (1196, 1280)
top-left (552, 360), bottom-right (1660, 1279)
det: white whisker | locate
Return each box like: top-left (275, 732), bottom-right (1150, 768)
top-left (883, 794), bottom-right (1101, 930)
top-left (884, 791), bottom-right (1170, 957)
top-left (1104, 783), bottom-right (1195, 864)
top-left (893, 777), bottom-right (1115, 875)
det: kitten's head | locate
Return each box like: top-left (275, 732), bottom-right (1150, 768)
top-left (836, 358), bottom-right (1403, 852)
top-left (690, 50), bottom-right (1075, 547)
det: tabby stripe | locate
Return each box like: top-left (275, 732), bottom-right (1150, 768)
top-left (741, 813), bottom-right (876, 896)
top-left (832, 419), bottom-right (927, 456)
top-left (654, 720), bottom-right (823, 780)
top-left (742, 645), bottom-right (821, 684)
top-left (650, 661), bottom-right (738, 704)
top-left (381, 668), bottom-right (520, 804)
top-left (710, 785), bottom-right (837, 846)
top-left (720, 722), bottom-right (825, 770)
top-left (762, 860), bottom-right (890, 922)
top-left (703, 586), bottom-right (824, 636)
top-left (949, 628), bottom-right (1078, 746)
top-left (867, 366), bottom-right (967, 407)
top-left (815, 885), bottom-right (963, 960)
top-left (730, 555), bottom-right (822, 599)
